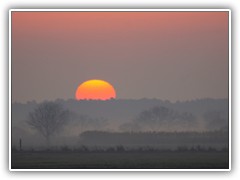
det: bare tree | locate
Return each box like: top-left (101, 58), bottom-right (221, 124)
top-left (27, 102), bottom-right (70, 147)
top-left (135, 106), bottom-right (197, 131)
top-left (135, 106), bottom-right (175, 131)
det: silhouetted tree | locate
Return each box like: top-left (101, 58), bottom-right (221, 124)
top-left (135, 106), bottom-right (175, 131)
top-left (135, 106), bottom-right (196, 131)
top-left (27, 102), bottom-right (70, 147)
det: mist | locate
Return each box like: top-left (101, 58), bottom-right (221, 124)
top-left (11, 98), bottom-right (228, 150)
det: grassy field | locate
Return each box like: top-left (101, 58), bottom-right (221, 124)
top-left (11, 151), bottom-right (229, 169)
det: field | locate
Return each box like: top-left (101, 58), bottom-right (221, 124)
top-left (11, 151), bottom-right (229, 169)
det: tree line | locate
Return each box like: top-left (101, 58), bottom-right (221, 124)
top-left (25, 101), bottom-right (229, 147)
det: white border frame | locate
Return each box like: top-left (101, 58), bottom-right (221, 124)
top-left (9, 9), bottom-right (231, 172)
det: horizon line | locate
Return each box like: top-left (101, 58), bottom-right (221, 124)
top-left (11, 97), bottom-right (229, 104)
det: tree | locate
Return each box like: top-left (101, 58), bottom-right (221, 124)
top-left (27, 102), bottom-right (70, 147)
top-left (135, 106), bottom-right (175, 131)
top-left (135, 106), bottom-right (197, 131)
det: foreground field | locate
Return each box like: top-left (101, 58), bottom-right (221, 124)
top-left (11, 151), bottom-right (229, 169)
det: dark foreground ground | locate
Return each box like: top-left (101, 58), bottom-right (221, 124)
top-left (11, 151), bottom-right (229, 169)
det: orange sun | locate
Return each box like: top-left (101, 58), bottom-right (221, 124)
top-left (75, 79), bottom-right (116, 100)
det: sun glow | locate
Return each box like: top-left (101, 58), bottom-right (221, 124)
top-left (75, 79), bottom-right (116, 100)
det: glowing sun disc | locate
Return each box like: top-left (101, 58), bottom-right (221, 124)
top-left (75, 79), bottom-right (116, 100)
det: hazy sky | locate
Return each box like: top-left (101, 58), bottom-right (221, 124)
top-left (12, 11), bottom-right (229, 103)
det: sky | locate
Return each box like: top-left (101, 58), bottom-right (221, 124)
top-left (11, 11), bottom-right (229, 103)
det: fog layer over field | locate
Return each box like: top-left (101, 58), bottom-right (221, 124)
top-left (12, 98), bottom-right (228, 149)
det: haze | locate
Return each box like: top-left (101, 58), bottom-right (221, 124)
top-left (11, 11), bottom-right (229, 103)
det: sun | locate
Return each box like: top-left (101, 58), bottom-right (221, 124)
top-left (75, 79), bottom-right (116, 100)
